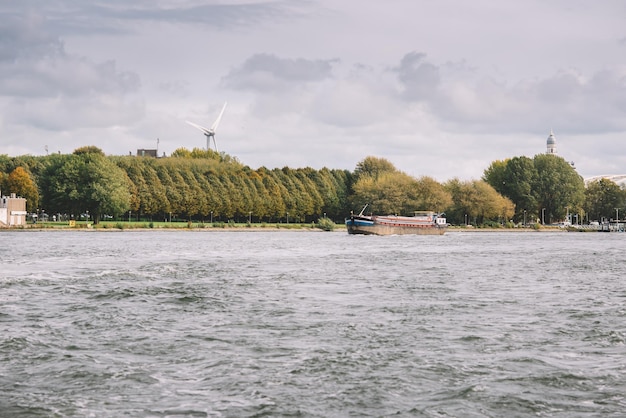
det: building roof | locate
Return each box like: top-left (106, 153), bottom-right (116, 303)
top-left (585, 175), bottom-right (626, 187)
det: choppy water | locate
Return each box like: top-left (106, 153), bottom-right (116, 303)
top-left (1, 230), bottom-right (625, 417)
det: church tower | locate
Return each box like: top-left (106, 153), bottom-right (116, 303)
top-left (546, 130), bottom-right (557, 154)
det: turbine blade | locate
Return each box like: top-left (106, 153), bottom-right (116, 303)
top-left (186, 120), bottom-right (211, 135)
top-left (211, 102), bottom-right (227, 131)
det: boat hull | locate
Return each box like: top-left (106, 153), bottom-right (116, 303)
top-left (345, 214), bottom-right (447, 236)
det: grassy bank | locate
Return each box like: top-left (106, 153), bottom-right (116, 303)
top-left (15, 220), bottom-right (344, 231)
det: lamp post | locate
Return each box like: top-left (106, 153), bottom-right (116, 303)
top-left (286, 212), bottom-right (289, 224)
top-left (210, 211), bottom-right (213, 224)
top-left (542, 208), bottom-right (545, 225)
top-left (465, 213), bottom-right (468, 226)
top-left (248, 211), bottom-right (252, 224)
top-left (523, 210), bottom-right (526, 227)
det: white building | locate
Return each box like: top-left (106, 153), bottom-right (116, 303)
top-left (584, 175), bottom-right (626, 188)
top-left (546, 130), bottom-right (557, 154)
top-left (545, 130), bottom-right (626, 190)
top-left (0, 192), bottom-right (27, 227)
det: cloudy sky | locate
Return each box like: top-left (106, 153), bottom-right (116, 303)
top-left (1, 1), bottom-right (625, 181)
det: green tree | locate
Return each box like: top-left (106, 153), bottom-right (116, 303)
top-left (73, 145), bottom-right (106, 156)
top-left (532, 154), bottom-right (584, 224)
top-left (500, 156), bottom-right (537, 223)
top-left (473, 180), bottom-right (515, 225)
top-left (330, 169), bottom-right (353, 219)
top-left (412, 176), bottom-right (452, 213)
top-left (179, 160), bottom-right (207, 218)
top-left (445, 179), bottom-right (514, 226)
top-left (482, 159), bottom-right (508, 194)
top-left (584, 178), bottom-right (626, 222)
top-left (308, 167), bottom-right (347, 221)
top-left (206, 168), bottom-right (227, 220)
top-left (190, 147), bottom-right (221, 161)
top-left (483, 157), bottom-right (537, 222)
top-left (227, 170), bottom-right (252, 220)
top-left (261, 169), bottom-right (287, 221)
top-left (171, 147), bottom-right (192, 159)
top-left (272, 168), bottom-right (300, 221)
top-left (353, 156), bottom-right (397, 180)
top-left (246, 169), bottom-right (271, 221)
top-left (350, 164), bottom-right (451, 217)
top-left (295, 168), bottom-right (323, 221)
top-left (42, 152), bottom-right (131, 223)
top-left (114, 156), bottom-right (145, 215)
top-left (350, 171), bottom-right (414, 215)
top-left (140, 159), bottom-right (170, 217)
top-left (169, 165), bottom-right (196, 219)
top-left (191, 163), bottom-right (218, 220)
top-left (0, 155), bottom-right (11, 175)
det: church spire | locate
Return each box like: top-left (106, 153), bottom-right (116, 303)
top-left (546, 129), bottom-right (557, 154)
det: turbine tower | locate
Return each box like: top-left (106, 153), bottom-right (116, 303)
top-left (186, 102), bottom-right (227, 152)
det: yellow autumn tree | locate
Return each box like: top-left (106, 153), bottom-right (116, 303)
top-left (6, 167), bottom-right (39, 212)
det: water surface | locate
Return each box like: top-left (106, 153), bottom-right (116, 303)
top-left (1, 230), bottom-right (625, 416)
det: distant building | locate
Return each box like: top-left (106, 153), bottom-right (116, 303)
top-left (546, 130), bottom-right (557, 154)
top-left (545, 129), bottom-right (575, 167)
top-left (585, 174), bottom-right (626, 188)
top-left (0, 192), bottom-right (27, 227)
top-left (543, 130), bottom-right (625, 188)
top-left (137, 149), bottom-right (158, 157)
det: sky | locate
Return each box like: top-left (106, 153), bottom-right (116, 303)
top-left (1, 1), bottom-right (625, 181)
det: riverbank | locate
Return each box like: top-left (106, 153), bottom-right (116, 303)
top-left (1, 221), bottom-right (332, 232)
top-left (447, 227), bottom-right (566, 233)
top-left (2, 222), bottom-right (578, 233)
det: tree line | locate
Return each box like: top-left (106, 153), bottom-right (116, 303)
top-left (0, 146), bottom-right (351, 224)
top-left (1, 147), bottom-right (624, 226)
top-left (483, 155), bottom-right (626, 225)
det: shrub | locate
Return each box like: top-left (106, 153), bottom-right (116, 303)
top-left (316, 217), bottom-right (336, 231)
top-left (482, 221), bottom-right (502, 229)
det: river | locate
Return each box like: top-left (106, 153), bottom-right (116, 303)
top-left (1, 230), bottom-right (624, 417)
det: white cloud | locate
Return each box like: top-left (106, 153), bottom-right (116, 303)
top-left (222, 53), bottom-right (337, 92)
top-left (0, 10), bottom-right (144, 137)
top-left (0, 0), bottom-right (625, 182)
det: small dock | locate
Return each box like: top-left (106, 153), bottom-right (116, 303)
top-left (598, 221), bottom-right (624, 232)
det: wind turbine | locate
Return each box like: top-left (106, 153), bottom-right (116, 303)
top-left (186, 102), bottom-right (227, 153)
